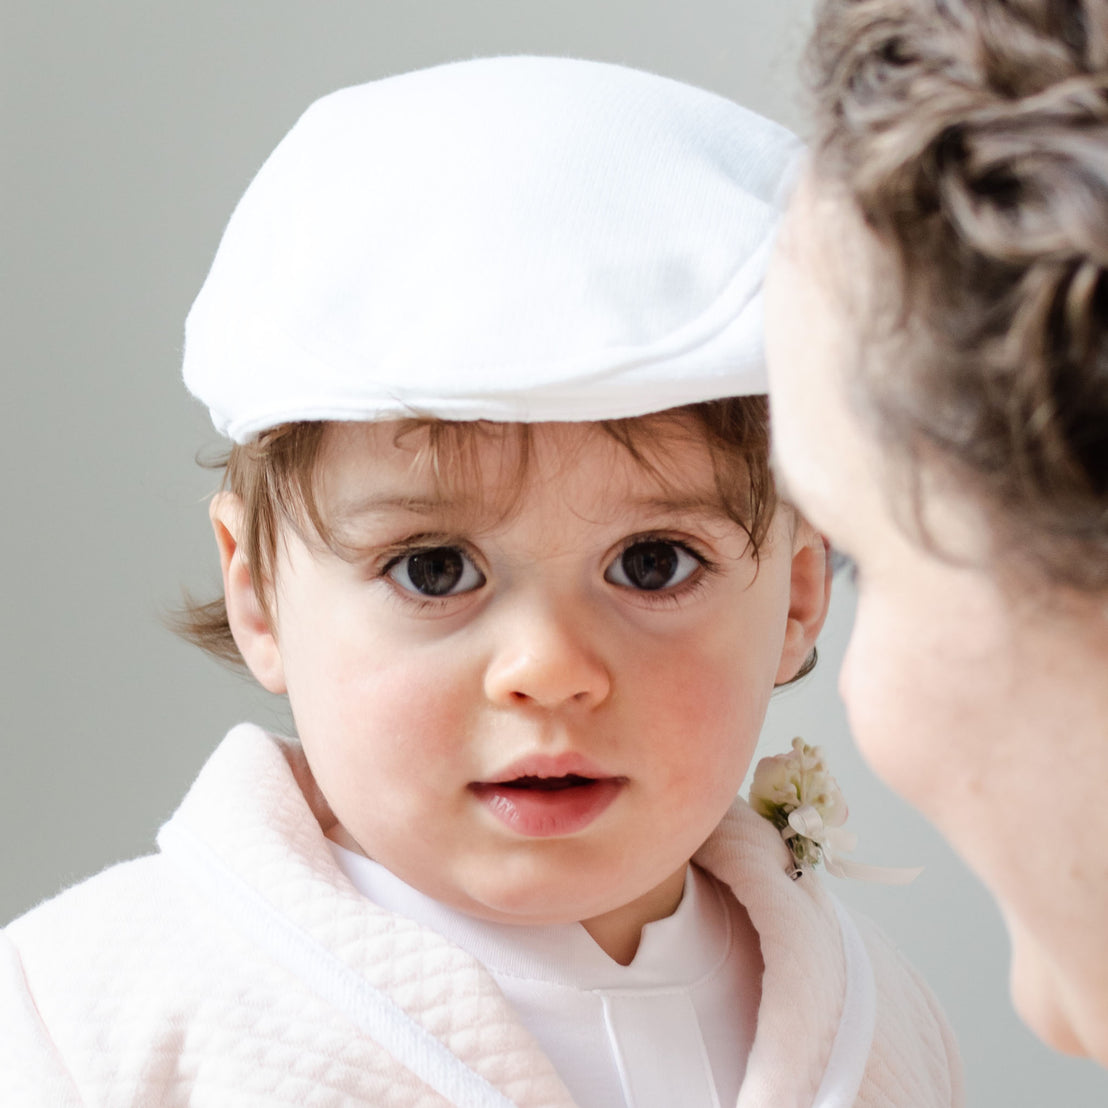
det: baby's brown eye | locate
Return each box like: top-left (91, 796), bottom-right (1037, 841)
top-left (388, 547), bottom-right (485, 597)
top-left (605, 540), bottom-right (700, 591)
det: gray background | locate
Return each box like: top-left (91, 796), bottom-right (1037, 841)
top-left (3, 2), bottom-right (1105, 1103)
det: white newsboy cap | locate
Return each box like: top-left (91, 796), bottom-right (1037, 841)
top-left (183, 56), bottom-right (801, 443)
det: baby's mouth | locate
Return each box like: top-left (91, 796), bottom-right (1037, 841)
top-left (494, 774), bottom-right (598, 791)
top-left (469, 771), bottom-right (626, 837)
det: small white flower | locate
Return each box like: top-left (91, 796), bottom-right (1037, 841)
top-left (748, 738), bottom-right (922, 885)
top-left (749, 738), bottom-right (848, 872)
top-left (750, 737), bottom-right (847, 831)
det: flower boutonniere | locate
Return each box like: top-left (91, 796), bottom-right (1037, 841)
top-left (749, 738), bottom-right (922, 884)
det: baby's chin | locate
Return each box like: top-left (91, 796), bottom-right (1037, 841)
top-left (323, 818), bottom-right (683, 932)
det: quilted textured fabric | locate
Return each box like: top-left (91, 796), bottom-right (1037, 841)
top-left (0, 725), bottom-right (963, 1106)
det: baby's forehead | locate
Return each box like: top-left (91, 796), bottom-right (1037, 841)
top-left (313, 418), bottom-right (743, 531)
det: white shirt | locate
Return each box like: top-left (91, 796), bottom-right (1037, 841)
top-left (328, 845), bottom-right (760, 1108)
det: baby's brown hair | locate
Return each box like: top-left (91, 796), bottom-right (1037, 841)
top-left (807, 0), bottom-right (1108, 590)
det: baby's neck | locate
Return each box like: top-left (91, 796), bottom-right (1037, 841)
top-left (580, 864), bottom-right (688, 965)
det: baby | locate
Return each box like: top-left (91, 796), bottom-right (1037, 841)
top-left (0, 57), bottom-right (961, 1108)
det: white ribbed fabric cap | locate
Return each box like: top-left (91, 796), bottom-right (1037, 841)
top-left (183, 56), bottom-right (802, 443)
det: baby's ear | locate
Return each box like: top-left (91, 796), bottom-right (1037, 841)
top-left (774, 521), bottom-right (832, 685)
top-left (210, 492), bottom-right (287, 694)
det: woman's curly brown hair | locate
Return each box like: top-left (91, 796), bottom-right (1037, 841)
top-left (807, 0), bottom-right (1108, 589)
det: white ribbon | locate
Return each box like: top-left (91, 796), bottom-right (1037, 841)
top-left (784, 804), bottom-right (923, 885)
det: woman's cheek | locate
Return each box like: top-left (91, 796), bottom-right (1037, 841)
top-left (838, 604), bottom-right (926, 801)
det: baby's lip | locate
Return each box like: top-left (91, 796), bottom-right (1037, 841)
top-left (475, 752), bottom-right (621, 788)
top-left (470, 757), bottom-right (627, 837)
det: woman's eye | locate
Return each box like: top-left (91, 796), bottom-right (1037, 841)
top-left (605, 540), bottom-right (701, 591)
top-left (387, 547), bottom-right (485, 597)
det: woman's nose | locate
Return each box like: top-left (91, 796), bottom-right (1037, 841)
top-left (483, 600), bottom-right (612, 710)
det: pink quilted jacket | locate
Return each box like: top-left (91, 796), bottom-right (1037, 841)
top-left (1, 725), bottom-right (962, 1106)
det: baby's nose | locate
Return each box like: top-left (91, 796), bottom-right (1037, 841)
top-left (483, 601), bottom-right (611, 710)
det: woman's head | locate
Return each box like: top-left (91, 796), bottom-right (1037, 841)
top-left (803, 0), bottom-right (1108, 589)
top-left (766, 0), bottom-right (1108, 1062)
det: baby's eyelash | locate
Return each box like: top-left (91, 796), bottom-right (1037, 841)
top-left (606, 534), bottom-right (720, 603)
top-left (374, 533), bottom-right (467, 569)
top-left (617, 533), bottom-right (717, 561)
top-left (631, 572), bottom-right (714, 609)
top-left (373, 535), bottom-right (487, 608)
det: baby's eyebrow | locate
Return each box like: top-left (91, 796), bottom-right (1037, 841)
top-left (616, 492), bottom-right (733, 521)
top-left (333, 490), bottom-right (730, 516)
top-left (326, 490), bottom-right (516, 544)
top-left (330, 493), bottom-right (470, 521)
top-left (328, 489), bottom-right (736, 536)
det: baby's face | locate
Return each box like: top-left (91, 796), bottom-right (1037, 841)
top-left (232, 419), bottom-right (819, 933)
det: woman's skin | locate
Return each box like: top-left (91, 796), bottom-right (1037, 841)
top-left (764, 178), bottom-right (1108, 1066)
